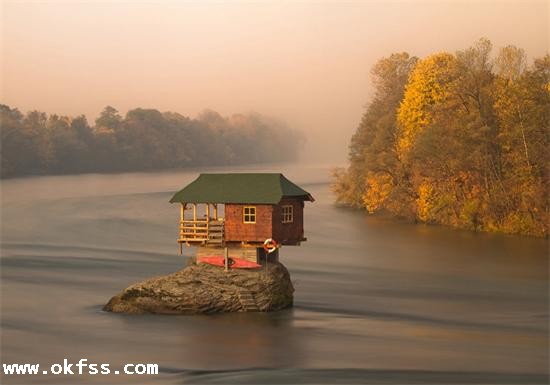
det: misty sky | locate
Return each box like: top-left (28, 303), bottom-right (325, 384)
top-left (2, 1), bottom-right (548, 162)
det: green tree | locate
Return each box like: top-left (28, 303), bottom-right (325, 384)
top-left (333, 52), bottom-right (417, 215)
top-left (95, 106), bottom-right (122, 131)
top-left (1, 104), bottom-right (303, 178)
top-left (492, 53), bottom-right (549, 235)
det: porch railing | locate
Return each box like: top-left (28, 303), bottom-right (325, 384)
top-left (178, 219), bottom-right (224, 245)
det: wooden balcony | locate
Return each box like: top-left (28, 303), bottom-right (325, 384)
top-left (178, 219), bottom-right (224, 246)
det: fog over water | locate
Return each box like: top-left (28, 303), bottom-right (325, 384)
top-left (1, 165), bottom-right (548, 384)
top-left (2, 1), bottom-right (548, 162)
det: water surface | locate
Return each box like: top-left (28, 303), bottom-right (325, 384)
top-left (1, 164), bottom-right (548, 384)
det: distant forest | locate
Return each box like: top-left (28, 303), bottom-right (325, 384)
top-left (0, 106), bottom-right (305, 178)
top-left (333, 39), bottom-right (549, 237)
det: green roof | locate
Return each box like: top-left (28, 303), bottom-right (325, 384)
top-left (169, 173), bottom-right (314, 204)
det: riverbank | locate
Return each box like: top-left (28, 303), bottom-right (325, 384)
top-left (333, 200), bottom-right (549, 239)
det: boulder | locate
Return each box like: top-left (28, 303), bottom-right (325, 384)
top-left (103, 261), bottom-right (294, 314)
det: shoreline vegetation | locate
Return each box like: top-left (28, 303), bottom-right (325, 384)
top-left (0, 105), bottom-right (304, 179)
top-left (332, 39), bottom-right (549, 237)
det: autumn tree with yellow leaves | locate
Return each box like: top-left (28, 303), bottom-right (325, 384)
top-left (333, 39), bottom-right (549, 237)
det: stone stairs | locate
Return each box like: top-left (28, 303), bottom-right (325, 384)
top-left (238, 289), bottom-right (259, 312)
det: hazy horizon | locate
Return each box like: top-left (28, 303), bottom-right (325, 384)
top-left (2, 0), bottom-right (548, 162)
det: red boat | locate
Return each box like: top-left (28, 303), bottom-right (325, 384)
top-left (198, 255), bottom-right (261, 269)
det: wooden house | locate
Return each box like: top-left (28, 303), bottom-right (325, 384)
top-left (169, 173), bottom-right (314, 263)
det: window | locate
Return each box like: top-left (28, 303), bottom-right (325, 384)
top-left (243, 206), bottom-right (256, 223)
top-left (282, 205), bottom-right (293, 223)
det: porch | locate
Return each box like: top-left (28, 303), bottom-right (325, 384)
top-left (178, 203), bottom-right (224, 246)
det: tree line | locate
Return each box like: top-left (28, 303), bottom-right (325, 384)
top-left (1, 106), bottom-right (305, 178)
top-left (333, 39), bottom-right (549, 237)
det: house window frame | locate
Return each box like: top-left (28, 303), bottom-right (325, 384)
top-left (282, 205), bottom-right (293, 223)
top-left (243, 206), bottom-right (256, 224)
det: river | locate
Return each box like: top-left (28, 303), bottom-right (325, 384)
top-left (1, 164), bottom-right (548, 384)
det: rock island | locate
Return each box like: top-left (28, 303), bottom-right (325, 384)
top-left (104, 173), bottom-right (314, 314)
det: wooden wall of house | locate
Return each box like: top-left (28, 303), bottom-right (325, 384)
top-left (224, 204), bottom-right (273, 243)
top-left (272, 198), bottom-right (304, 245)
top-left (196, 246), bottom-right (259, 263)
top-left (196, 246), bottom-right (279, 264)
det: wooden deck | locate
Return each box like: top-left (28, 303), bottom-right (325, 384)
top-left (178, 219), bottom-right (224, 245)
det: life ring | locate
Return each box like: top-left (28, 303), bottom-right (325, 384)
top-left (263, 238), bottom-right (279, 254)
